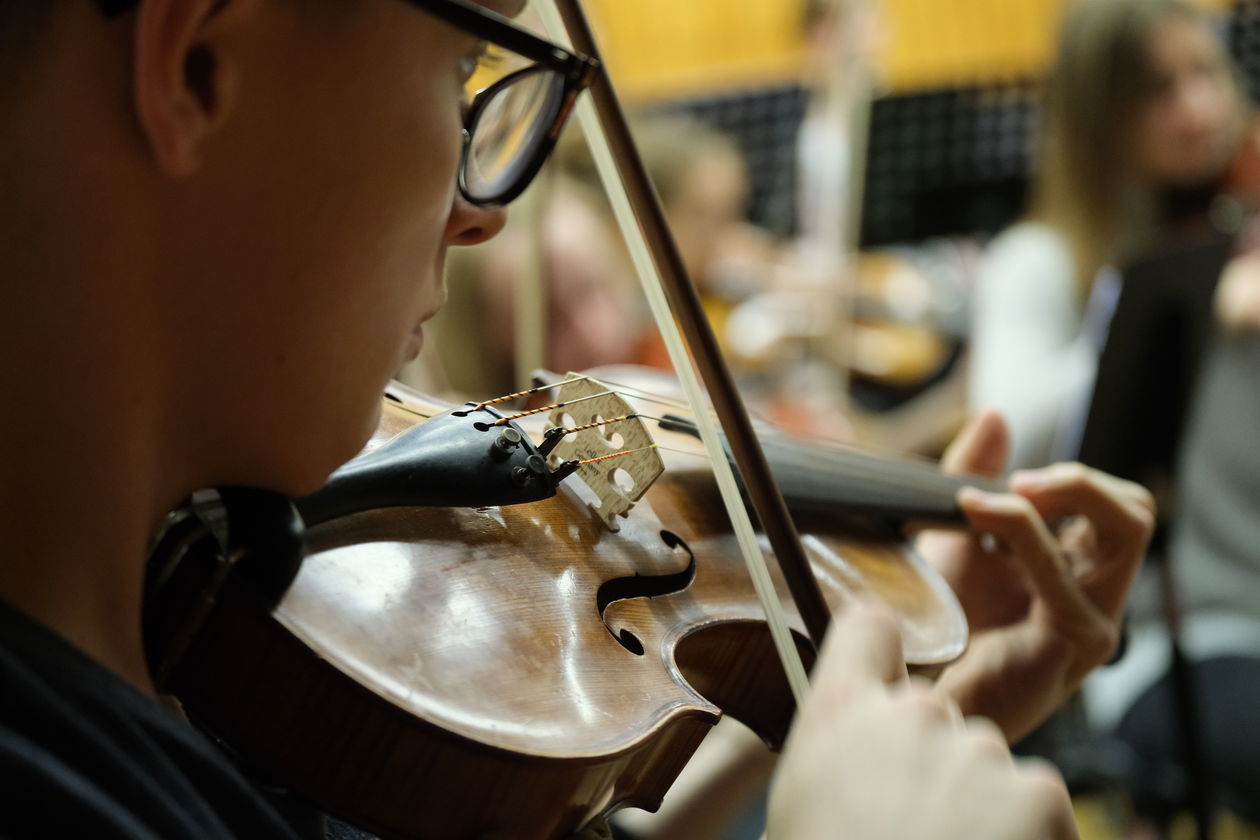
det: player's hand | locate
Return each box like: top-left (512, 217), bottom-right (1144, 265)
top-left (767, 604), bottom-right (1079, 840)
top-left (919, 411), bottom-right (1154, 741)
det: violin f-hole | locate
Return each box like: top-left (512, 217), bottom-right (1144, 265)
top-left (596, 530), bottom-right (697, 656)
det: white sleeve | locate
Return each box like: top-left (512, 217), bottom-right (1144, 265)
top-left (969, 224), bottom-right (1099, 469)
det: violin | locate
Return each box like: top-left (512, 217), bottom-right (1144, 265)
top-left (143, 372), bottom-right (991, 840)
top-left (1149, 113), bottom-right (1260, 249)
top-left (142, 3), bottom-right (996, 837)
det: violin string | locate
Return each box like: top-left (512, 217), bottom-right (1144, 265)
top-left (768, 442), bottom-right (975, 505)
top-left (540, 412), bottom-right (963, 507)
top-left (474, 378), bottom-right (964, 499)
top-left (471, 387), bottom-right (542, 411)
top-left (540, 408), bottom-right (710, 459)
top-left (544, 425), bottom-right (699, 463)
top-left (471, 377), bottom-right (587, 411)
top-left (553, 414), bottom-right (638, 436)
top-left (543, 414), bottom-right (684, 463)
top-left (557, 411), bottom-right (676, 430)
top-left (477, 373), bottom-right (722, 431)
top-left (582, 376), bottom-right (694, 412)
top-left (625, 413), bottom-right (669, 425)
top-left (588, 375), bottom-right (783, 440)
top-left (549, 377), bottom-right (704, 422)
top-left (651, 444), bottom-right (709, 460)
top-left (575, 444), bottom-right (660, 466)
top-left (485, 377), bottom-right (964, 498)
top-left (779, 437), bottom-right (967, 492)
top-left (491, 390), bottom-right (619, 425)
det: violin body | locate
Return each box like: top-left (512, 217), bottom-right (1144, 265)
top-left (147, 379), bottom-right (967, 840)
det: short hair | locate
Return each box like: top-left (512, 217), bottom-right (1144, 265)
top-left (0, 2), bottom-right (55, 53)
top-left (0, 2), bottom-right (58, 102)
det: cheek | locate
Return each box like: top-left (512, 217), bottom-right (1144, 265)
top-left (1133, 95), bottom-right (1234, 183)
top-left (1200, 86), bottom-right (1239, 139)
top-left (316, 83), bottom-right (463, 323)
top-left (184, 18), bottom-right (471, 490)
top-left (1138, 101), bottom-right (1173, 144)
top-left (358, 91), bottom-right (462, 250)
top-left (386, 95), bottom-right (464, 288)
top-left (257, 101), bottom-right (463, 476)
top-left (1133, 102), bottom-right (1185, 171)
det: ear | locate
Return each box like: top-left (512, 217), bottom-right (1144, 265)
top-left (132, 0), bottom-right (253, 178)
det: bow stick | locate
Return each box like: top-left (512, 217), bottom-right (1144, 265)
top-left (539, 0), bottom-right (832, 703)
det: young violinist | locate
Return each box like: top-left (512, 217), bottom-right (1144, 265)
top-left (0, 1), bottom-right (1153, 838)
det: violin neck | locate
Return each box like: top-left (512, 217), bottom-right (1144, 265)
top-left (659, 416), bottom-right (999, 529)
top-left (757, 438), bottom-right (996, 528)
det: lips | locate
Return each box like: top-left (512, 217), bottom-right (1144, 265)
top-left (403, 290), bottom-right (445, 364)
top-left (403, 322), bottom-right (426, 362)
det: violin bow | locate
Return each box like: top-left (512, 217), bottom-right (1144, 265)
top-left (539, 0), bottom-right (830, 703)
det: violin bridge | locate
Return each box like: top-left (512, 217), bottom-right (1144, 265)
top-left (546, 374), bottom-right (664, 532)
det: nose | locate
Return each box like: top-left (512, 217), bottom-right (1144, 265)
top-left (444, 194), bottom-right (509, 247)
top-left (1175, 69), bottom-right (1227, 128)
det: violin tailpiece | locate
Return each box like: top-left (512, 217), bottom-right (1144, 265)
top-left (546, 374), bottom-right (664, 532)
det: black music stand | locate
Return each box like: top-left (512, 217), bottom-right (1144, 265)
top-left (1077, 233), bottom-right (1232, 840)
top-left (1077, 236), bottom-right (1230, 485)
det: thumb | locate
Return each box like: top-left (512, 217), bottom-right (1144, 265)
top-left (804, 603), bottom-right (907, 723)
top-left (941, 409), bottom-right (1010, 479)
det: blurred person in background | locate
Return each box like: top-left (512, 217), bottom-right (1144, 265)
top-left (971, 0), bottom-right (1250, 470)
top-left (406, 114), bottom-right (777, 399)
top-left (565, 114), bottom-right (778, 354)
top-left (795, 0), bottom-right (880, 265)
top-left (1094, 239), bottom-right (1260, 837)
top-left (971, 0), bottom-right (1260, 832)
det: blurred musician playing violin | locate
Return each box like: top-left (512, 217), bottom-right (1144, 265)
top-left (0, 0), bottom-right (1152, 837)
top-left (973, 0), bottom-right (1252, 472)
top-left (970, 1), bottom-right (1260, 829)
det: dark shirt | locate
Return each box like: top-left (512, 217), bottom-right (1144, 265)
top-left (0, 599), bottom-right (300, 839)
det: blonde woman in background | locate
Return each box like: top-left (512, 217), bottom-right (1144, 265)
top-left (972, 1), bottom-right (1260, 832)
top-left (971, 0), bottom-right (1249, 469)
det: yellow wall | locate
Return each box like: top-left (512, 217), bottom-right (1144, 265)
top-left (880, 0), bottom-right (1234, 90)
top-left (583, 0), bottom-right (1236, 101)
top-left (880, 0), bottom-right (1064, 90)
top-left (583, 0), bottom-right (809, 101)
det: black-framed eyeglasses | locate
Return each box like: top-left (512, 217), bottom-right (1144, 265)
top-left (95, 0), bottom-right (599, 207)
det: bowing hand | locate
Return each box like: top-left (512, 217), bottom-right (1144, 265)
top-left (767, 604), bottom-right (1079, 840)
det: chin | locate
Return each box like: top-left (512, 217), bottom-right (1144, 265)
top-left (330, 398), bottom-right (385, 473)
top-left (1154, 158), bottom-right (1226, 189)
top-left (275, 398), bottom-right (385, 499)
